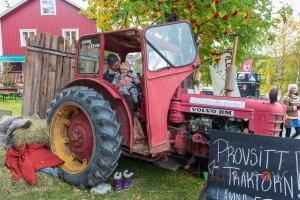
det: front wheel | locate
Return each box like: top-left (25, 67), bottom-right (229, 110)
top-left (46, 86), bottom-right (122, 188)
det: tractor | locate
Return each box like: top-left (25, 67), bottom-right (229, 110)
top-left (46, 21), bottom-right (286, 188)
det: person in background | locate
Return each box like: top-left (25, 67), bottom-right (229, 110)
top-left (112, 62), bottom-right (140, 104)
top-left (282, 84), bottom-right (300, 138)
top-left (103, 54), bottom-right (135, 115)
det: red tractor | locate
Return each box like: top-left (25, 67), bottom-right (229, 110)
top-left (46, 21), bottom-right (286, 188)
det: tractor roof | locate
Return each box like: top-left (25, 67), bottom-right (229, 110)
top-left (103, 28), bottom-right (142, 59)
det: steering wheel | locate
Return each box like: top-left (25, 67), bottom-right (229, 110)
top-left (128, 83), bottom-right (142, 93)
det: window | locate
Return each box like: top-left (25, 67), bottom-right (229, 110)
top-left (62, 29), bottom-right (79, 45)
top-left (20, 29), bottom-right (36, 47)
top-left (10, 63), bottom-right (23, 72)
top-left (145, 22), bottom-right (197, 71)
top-left (77, 37), bottom-right (100, 74)
top-left (40, 0), bottom-right (56, 15)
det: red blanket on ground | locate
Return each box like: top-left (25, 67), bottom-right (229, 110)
top-left (6, 144), bottom-right (64, 185)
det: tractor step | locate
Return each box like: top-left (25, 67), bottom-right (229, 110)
top-left (132, 143), bottom-right (150, 155)
top-left (122, 147), bottom-right (156, 162)
top-left (154, 158), bottom-right (181, 171)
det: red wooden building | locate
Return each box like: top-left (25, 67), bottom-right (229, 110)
top-left (0, 0), bottom-right (96, 81)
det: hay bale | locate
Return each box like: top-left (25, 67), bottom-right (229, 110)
top-left (0, 110), bottom-right (12, 119)
top-left (13, 117), bottom-right (50, 146)
top-left (0, 150), bottom-right (5, 166)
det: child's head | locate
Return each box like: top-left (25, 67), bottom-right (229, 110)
top-left (120, 62), bottom-right (130, 74)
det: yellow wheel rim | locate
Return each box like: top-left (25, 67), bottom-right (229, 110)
top-left (50, 103), bottom-right (94, 174)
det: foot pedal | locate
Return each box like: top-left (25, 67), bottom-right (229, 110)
top-left (155, 158), bottom-right (181, 171)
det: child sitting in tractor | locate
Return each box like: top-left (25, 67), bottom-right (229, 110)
top-left (112, 62), bottom-right (140, 104)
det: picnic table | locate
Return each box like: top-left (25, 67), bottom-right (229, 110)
top-left (0, 87), bottom-right (20, 101)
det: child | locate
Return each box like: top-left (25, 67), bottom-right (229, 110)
top-left (112, 62), bottom-right (140, 104)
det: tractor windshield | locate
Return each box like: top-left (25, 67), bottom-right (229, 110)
top-left (145, 22), bottom-right (197, 71)
top-left (77, 37), bottom-right (100, 74)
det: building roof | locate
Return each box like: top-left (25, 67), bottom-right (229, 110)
top-left (0, 0), bottom-right (84, 18)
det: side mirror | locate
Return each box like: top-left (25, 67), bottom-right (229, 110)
top-left (269, 88), bottom-right (281, 103)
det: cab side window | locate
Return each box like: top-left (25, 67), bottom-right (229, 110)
top-left (77, 37), bottom-right (100, 74)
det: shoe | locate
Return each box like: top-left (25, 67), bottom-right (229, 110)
top-left (123, 169), bottom-right (134, 190)
top-left (114, 171), bottom-right (122, 192)
top-left (90, 183), bottom-right (111, 195)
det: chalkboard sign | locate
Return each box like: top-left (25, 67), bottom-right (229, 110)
top-left (206, 131), bottom-right (300, 200)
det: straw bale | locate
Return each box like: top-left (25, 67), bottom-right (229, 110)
top-left (13, 117), bottom-right (50, 146)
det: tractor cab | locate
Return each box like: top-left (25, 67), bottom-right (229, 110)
top-left (45, 23), bottom-right (202, 190)
top-left (67, 21), bottom-right (200, 156)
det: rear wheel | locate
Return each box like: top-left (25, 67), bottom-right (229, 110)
top-left (46, 86), bottom-right (122, 188)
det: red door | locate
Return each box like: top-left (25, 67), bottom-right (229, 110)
top-left (142, 21), bottom-right (200, 154)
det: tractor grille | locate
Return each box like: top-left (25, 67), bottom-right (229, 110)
top-left (268, 114), bottom-right (284, 137)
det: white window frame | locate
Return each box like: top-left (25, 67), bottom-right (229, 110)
top-left (19, 29), bottom-right (37, 47)
top-left (62, 29), bottom-right (79, 45)
top-left (40, 0), bottom-right (56, 15)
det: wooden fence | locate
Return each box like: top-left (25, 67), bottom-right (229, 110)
top-left (22, 33), bottom-right (76, 119)
top-left (0, 72), bottom-right (20, 83)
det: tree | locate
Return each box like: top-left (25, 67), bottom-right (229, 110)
top-left (260, 15), bottom-right (300, 94)
top-left (82, 0), bottom-right (292, 84)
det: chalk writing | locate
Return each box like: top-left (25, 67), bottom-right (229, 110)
top-left (80, 39), bottom-right (100, 49)
top-left (206, 131), bottom-right (300, 200)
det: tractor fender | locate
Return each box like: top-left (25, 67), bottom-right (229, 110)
top-left (64, 78), bottom-right (134, 152)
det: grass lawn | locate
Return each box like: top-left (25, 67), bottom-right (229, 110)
top-left (0, 99), bottom-right (206, 200)
top-left (0, 98), bottom-right (22, 116)
top-left (0, 153), bottom-right (205, 200)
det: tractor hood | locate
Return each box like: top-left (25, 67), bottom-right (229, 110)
top-left (170, 94), bottom-right (286, 136)
top-left (176, 94), bottom-right (286, 114)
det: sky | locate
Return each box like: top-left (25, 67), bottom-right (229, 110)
top-left (0, 0), bottom-right (299, 19)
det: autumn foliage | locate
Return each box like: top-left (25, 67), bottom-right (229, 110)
top-left (81, 0), bottom-right (292, 78)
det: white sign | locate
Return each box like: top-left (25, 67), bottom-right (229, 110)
top-left (189, 97), bottom-right (245, 108)
top-left (209, 52), bottom-right (240, 97)
top-left (190, 107), bottom-right (234, 116)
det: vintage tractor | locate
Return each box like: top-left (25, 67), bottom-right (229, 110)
top-left (46, 21), bottom-right (286, 188)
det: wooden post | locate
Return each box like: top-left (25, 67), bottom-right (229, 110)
top-left (225, 35), bottom-right (239, 96)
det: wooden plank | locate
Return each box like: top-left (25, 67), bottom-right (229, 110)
top-left (70, 45), bottom-right (76, 80)
top-left (55, 36), bottom-right (65, 92)
top-left (46, 35), bottom-right (59, 112)
top-left (62, 55), bottom-right (70, 87)
top-left (31, 34), bottom-right (45, 116)
top-left (22, 35), bottom-right (40, 116)
top-left (22, 36), bottom-right (32, 116)
top-left (38, 32), bottom-right (52, 118)
top-left (26, 46), bottom-right (76, 58)
top-left (61, 40), bottom-right (71, 87)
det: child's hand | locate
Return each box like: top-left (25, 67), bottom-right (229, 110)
top-left (119, 77), bottom-right (132, 86)
top-left (123, 77), bottom-right (133, 84)
top-left (119, 78), bottom-right (127, 86)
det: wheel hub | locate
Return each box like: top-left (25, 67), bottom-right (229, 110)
top-left (67, 113), bottom-right (93, 161)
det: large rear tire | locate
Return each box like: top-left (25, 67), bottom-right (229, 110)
top-left (46, 86), bottom-right (122, 188)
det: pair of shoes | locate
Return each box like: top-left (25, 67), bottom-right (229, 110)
top-left (114, 169), bottom-right (134, 191)
top-left (90, 183), bottom-right (112, 195)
